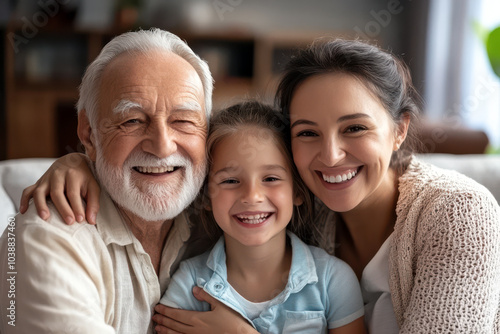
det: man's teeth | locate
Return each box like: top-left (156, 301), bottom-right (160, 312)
top-left (236, 213), bottom-right (270, 224)
top-left (136, 166), bottom-right (174, 174)
top-left (322, 170), bottom-right (358, 184)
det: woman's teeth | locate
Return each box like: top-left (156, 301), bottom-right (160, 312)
top-left (236, 213), bottom-right (270, 224)
top-left (322, 169), bottom-right (357, 184)
top-left (136, 166), bottom-right (174, 174)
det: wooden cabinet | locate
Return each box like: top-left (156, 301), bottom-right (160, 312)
top-left (4, 24), bottom-right (322, 159)
top-left (4, 27), bottom-right (111, 159)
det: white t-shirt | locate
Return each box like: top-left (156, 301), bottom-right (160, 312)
top-left (228, 285), bottom-right (273, 320)
top-left (360, 233), bottom-right (399, 334)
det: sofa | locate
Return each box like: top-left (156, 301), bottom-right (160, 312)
top-left (1, 154), bottom-right (500, 233)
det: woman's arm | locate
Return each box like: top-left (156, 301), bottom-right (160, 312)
top-left (397, 191), bottom-right (500, 333)
top-left (154, 287), bottom-right (259, 334)
top-left (329, 317), bottom-right (366, 334)
top-left (19, 153), bottom-right (100, 225)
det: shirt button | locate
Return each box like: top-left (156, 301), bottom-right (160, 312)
top-left (214, 283), bottom-right (224, 290)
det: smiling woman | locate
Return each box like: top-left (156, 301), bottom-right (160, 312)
top-left (289, 73), bottom-right (407, 213)
top-left (276, 38), bottom-right (500, 334)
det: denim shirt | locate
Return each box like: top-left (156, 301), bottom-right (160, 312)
top-left (160, 232), bottom-right (364, 333)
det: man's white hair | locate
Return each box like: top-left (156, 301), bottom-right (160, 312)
top-left (77, 28), bottom-right (213, 128)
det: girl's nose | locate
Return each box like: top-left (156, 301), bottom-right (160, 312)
top-left (241, 182), bottom-right (265, 204)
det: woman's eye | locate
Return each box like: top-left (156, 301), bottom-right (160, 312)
top-left (296, 130), bottom-right (317, 137)
top-left (345, 125), bottom-right (367, 133)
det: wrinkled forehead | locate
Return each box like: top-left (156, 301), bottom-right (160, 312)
top-left (98, 50), bottom-right (205, 114)
top-left (103, 50), bottom-right (203, 90)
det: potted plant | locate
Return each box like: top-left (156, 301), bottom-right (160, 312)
top-left (475, 24), bottom-right (500, 154)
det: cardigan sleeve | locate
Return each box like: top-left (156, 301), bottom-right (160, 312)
top-left (397, 189), bottom-right (500, 333)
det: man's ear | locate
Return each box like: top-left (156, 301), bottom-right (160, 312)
top-left (78, 109), bottom-right (97, 161)
top-left (394, 113), bottom-right (410, 151)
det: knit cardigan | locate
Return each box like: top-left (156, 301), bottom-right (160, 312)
top-left (314, 157), bottom-right (500, 333)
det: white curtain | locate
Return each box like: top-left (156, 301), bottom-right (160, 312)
top-left (424, 0), bottom-right (500, 148)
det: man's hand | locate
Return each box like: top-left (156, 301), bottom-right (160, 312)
top-left (19, 153), bottom-right (100, 225)
top-left (153, 287), bottom-right (259, 334)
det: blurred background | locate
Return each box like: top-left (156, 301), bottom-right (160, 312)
top-left (0, 0), bottom-right (499, 160)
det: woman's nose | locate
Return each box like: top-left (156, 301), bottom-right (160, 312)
top-left (318, 135), bottom-right (346, 166)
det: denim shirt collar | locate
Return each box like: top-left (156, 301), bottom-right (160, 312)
top-left (205, 231), bottom-right (318, 293)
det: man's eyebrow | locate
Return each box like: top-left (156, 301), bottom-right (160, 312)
top-left (290, 113), bottom-right (372, 129)
top-left (113, 100), bottom-right (143, 115)
top-left (173, 100), bottom-right (202, 112)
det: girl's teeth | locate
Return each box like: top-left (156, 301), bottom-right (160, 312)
top-left (322, 170), bottom-right (358, 184)
top-left (236, 213), bottom-right (270, 224)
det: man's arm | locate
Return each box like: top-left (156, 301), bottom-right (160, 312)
top-left (0, 208), bottom-right (115, 333)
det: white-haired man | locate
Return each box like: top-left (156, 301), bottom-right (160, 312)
top-left (0, 29), bottom-right (256, 333)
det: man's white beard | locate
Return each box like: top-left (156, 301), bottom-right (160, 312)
top-left (95, 148), bottom-right (206, 222)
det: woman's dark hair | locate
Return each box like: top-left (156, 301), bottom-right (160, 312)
top-left (198, 100), bottom-right (315, 243)
top-left (276, 38), bottom-right (422, 171)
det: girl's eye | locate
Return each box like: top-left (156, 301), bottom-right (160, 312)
top-left (296, 130), bottom-right (317, 137)
top-left (264, 176), bottom-right (280, 182)
top-left (220, 178), bottom-right (239, 185)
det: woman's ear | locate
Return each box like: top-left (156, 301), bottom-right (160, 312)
top-left (394, 113), bottom-right (410, 151)
top-left (78, 109), bottom-right (97, 161)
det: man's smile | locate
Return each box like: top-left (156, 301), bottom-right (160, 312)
top-left (133, 166), bottom-right (179, 174)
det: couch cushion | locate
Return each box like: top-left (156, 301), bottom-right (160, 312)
top-left (0, 158), bottom-right (55, 232)
top-left (417, 153), bottom-right (500, 203)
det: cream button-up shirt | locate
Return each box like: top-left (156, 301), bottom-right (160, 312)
top-left (0, 191), bottom-right (192, 334)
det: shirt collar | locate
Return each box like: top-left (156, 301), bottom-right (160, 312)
top-left (96, 191), bottom-right (134, 247)
top-left (287, 231), bottom-right (318, 290)
top-left (206, 236), bottom-right (227, 279)
top-left (95, 191), bottom-right (191, 247)
top-left (205, 232), bottom-right (318, 289)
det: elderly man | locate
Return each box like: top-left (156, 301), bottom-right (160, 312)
top-left (0, 28), bottom-right (253, 333)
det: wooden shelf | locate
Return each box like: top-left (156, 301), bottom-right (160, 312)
top-left (4, 25), bottom-right (324, 158)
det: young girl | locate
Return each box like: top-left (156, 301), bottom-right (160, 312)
top-left (154, 101), bottom-right (366, 334)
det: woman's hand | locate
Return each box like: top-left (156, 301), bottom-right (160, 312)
top-left (19, 153), bottom-right (100, 225)
top-left (153, 287), bottom-right (258, 334)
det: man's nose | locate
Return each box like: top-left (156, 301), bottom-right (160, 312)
top-left (142, 121), bottom-right (177, 158)
top-left (241, 182), bottom-right (265, 204)
top-left (318, 134), bottom-right (346, 166)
